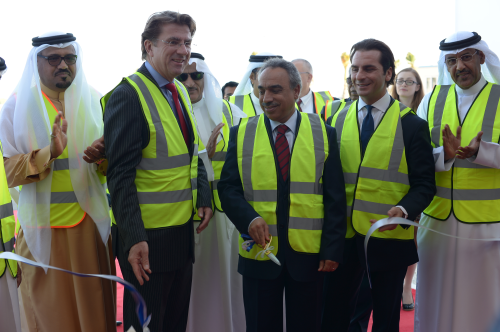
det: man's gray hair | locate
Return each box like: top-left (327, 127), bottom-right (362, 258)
top-left (259, 58), bottom-right (302, 97)
top-left (292, 58), bottom-right (313, 75)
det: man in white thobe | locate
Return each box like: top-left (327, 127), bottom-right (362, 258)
top-left (181, 53), bottom-right (247, 332)
top-left (416, 31), bottom-right (500, 332)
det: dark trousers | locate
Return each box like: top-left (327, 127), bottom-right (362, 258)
top-left (322, 240), bottom-right (407, 332)
top-left (121, 259), bottom-right (193, 332)
top-left (348, 274), bottom-right (373, 332)
top-left (243, 265), bottom-right (324, 332)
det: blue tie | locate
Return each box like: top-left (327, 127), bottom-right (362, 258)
top-left (360, 105), bottom-right (374, 153)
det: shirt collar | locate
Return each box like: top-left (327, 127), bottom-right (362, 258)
top-left (455, 74), bottom-right (487, 96)
top-left (300, 89), bottom-right (313, 104)
top-left (358, 92), bottom-right (391, 113)
top-left (145, 61), bottom-right (171, 87)
top-left (269, 110), bottom-right (298, 134)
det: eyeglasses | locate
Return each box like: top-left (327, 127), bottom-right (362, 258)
top-left (299, 71), bottom-right (311, 75)
top-left (37, 54), bottom-right (77, 67)
top-left (176, 72), bottom-right (204, 82)
top-left (396, 79), bottom-right (418, 86)
top-left (346, 77), bottom-right (352, 84)
top-left (157, 39), bottom-right (194, 50)
top-left (445, 50), bottom-right (478, 67)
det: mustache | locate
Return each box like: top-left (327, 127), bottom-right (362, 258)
top-left (54, 69), bottom-right (71, 76)
top-left (456, 69), bottom-right (470, 76)
top-left (262, 101), bottom-right (279, 107)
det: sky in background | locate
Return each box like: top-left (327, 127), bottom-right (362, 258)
top-left (0, 0), bottom-right (457, 101)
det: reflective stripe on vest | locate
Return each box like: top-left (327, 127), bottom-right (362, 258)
top-left (211, 100), bottom-right (234, 212)
top-left (332, 99), bottom-right (414, 240)
top-left (424, 83), bottom-right (500, 223)
top-left (237, 113), bottom-right (328, 260)
top-left (295, 91), bottom-right (334, 115)
top-left (42, 96), bottom-right (91, 228)
top-left (229, 94), bottom-right (257, 118)
top-left (101, 72), bottom-right (199, 229)
top-left (325, 99), bottom-right (352, 124)
top-left (0, 140), bottom-right (17, 277)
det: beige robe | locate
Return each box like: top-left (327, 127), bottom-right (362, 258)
top-left (4, 84), bottom-right (116, 332)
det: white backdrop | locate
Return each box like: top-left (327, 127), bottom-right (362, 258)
top-left (0, 0), bottom-right (457, 101)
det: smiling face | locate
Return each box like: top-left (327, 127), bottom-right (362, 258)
top-left (37, 45), bottom-right (76, 92)
top-left (445, 48), bottom-right (485, 89)
top-left (258, 67), bottom-right (300, 123)
top-left (144, 23), bottom-right (191, 81)
top-left (396, 71), bottom-right (420, 98)
top-left (182, 62), bottom-right (204, 104)
top-left (351, 50), bottom-right (393, 105)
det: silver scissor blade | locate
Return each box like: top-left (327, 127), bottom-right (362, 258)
top-left (267, 252), bottom-right (281, 266)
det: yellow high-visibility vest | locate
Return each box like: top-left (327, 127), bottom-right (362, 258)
top-left (331, 99), bottom-right (414, 240)
top-left (42, 94), bottom-right (106, 228)
top-left (229, 93), bottom-right (259, 118)
top-left (295, 91), bottom-right (334, 115)
top-left (424, 83), bottom-right (500, 223)
top-left (325, 99), bottom-right (353, 124)
top-left (102, 73), bottom-right (199, 229)
top-left (236, 113), bottom-right (329, 260)
top-left (0, 140), bottom-right (17, 277)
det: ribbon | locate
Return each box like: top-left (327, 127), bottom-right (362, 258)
top-left (255, 246), bottom-right (276, 259)
top-left (0, 251), bottom-right (151, 331)
top-left (364, 217), bottom-right (500, 288)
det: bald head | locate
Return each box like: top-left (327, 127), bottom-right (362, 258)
top-left (292, 59), bottom-right (313, 98)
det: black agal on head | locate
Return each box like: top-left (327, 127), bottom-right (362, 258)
top-left (249, 54), bottom-right (283, 63)
top-left (0, 57), bottom-right (6, 71)
top-left (439, 32), bottom-right (482, 51)
top-left (32, 33), bottom-right (76, 47)
top-left (190, 53), bottom-right (205, 60)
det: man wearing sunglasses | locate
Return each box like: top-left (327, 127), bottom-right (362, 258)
top-left (229, 52), bottom-right (283, 119)
top-left (292, 59), bottom-right (336, 115)
top-left (0, 32), bottom-right (115, 331)
top-left (415, 31), bottom-right (500, 332)
top-left (102, 11), bottom-right (213, 332)
top-left (181, 52), bottom-right (247, 332)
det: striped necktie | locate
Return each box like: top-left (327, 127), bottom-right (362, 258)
top-left (165, 82), bottom-right (190, 146)
top-left (275, 124), bottom-right (290, 181)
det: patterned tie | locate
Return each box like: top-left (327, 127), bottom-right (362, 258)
top-left (360, 104), bottom-right (374, 153)
top-left (297, 99), bottom-right (303, 112)
top-left (275, 124), bottom-right (290, 181)
top-left (165, 82), bottom-right (190, 146)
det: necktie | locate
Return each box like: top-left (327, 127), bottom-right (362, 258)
top-left (360, 105), bottom-right (375, 153)
top-left (275, 124), bottom-right (290, 181)
top-left (297, 99), bottom-right (303, 112)
top-left (165, 83), bottom-right (190, 146)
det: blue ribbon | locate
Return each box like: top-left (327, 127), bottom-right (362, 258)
top-left (0, 251), bottom-right (151, 330)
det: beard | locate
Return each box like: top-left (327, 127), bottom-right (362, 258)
top-left (56, 77), bottom-right (72, 89)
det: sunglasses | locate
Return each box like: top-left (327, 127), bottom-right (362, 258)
top-left (37, 54), bottom-right (77, 67)
top-left (176, 72), bottom-right (204, 82)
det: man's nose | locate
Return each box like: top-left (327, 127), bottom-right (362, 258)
top-left (262, 90), bottom-right (273, 103)
top-left (456, 57), bottom-right (467, 71)
top-left (177, 44), bottom-right (189, 56)
top-left (57, 58), bottom-right (68, 70)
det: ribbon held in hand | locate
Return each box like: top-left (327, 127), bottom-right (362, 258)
top-left (255, 235), bottom-right (281, 266)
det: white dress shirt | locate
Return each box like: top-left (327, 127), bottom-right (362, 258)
top-left (358, 92), bottom-right (408, 217)
top-left (298, 89), bottom-right (315, 114)
top-left (250, 92), bottom-right (264, 115)
top-left (357, 92), bottom-right (391, 130)
top-left (248, 110), bottom-right (298, 230)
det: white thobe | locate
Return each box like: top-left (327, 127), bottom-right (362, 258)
top-left (250, 92), bottom-right (265, 115)
top-left (415, 75), bottom-right (500, 332)
top-left (0, 271), bottom-right (21, 332)
top-left (186, 99), bottom-right (246, 332)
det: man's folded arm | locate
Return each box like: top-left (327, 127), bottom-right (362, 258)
top-left (218, 126), bottom-right (260, 234)
top-left (320, 126), bottom-right (347, 262)
top-left (104, 84), bottom-right (148, 253)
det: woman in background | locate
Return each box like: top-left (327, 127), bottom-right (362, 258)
top-left (390, 67), bottom-right (424, 311)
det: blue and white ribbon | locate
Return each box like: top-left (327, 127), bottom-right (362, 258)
top-left (364, 217), bottom-right (500, 288)
top-left (0, 251), bottom-right (151, 331)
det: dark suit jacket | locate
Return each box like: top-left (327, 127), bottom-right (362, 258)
top-left (218, 111), bottom-right (347, 282)
top-left (327, 102), bottom-right (436, 271)
top-left (104, 63), bottom-right (212, 273)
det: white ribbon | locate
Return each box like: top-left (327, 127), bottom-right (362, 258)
top-left (255, 246), bottom-right (275, 259)
top-left (364, 217), bottom-right (500, 288)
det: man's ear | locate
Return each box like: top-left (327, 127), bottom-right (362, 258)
top-left (479, 50), bottom-right (486, 65)
top-left (294, 84), bottom-right (301, 100)
top-left (386, 66), bottom-right (394, 85)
